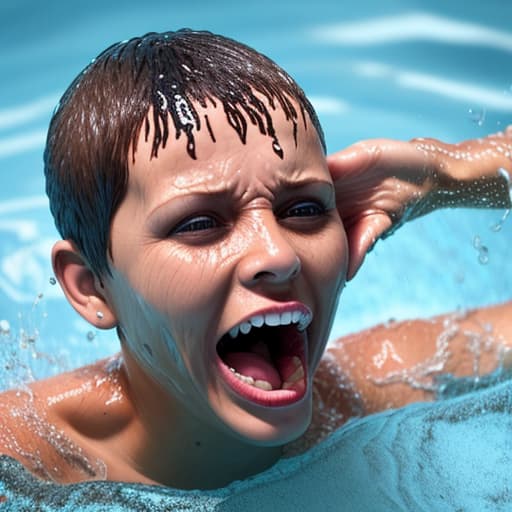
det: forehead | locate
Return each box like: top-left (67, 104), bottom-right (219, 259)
top-left (128, 100), bottom-right (326, 200)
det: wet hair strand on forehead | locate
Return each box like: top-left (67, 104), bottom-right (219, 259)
top-left (44, 29), bottom-right (325, 277)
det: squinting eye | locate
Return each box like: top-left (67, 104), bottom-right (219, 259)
top-left (172, 215), bottom-right (218, 234)
top-left (283, 201), bottom-right (326, 218)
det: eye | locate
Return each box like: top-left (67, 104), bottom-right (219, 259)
top-left (171, 215), bottom-right (219, 235)
top-left (282, 200), bottom-right (326, 218)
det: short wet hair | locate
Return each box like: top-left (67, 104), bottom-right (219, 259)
top-left (44, 29), bottom-right (325, 276)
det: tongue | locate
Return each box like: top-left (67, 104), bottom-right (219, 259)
top-left (224, 352), bottom-right (282, 390)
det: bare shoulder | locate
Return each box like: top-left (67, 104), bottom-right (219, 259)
top-left (322, 300), bottom-right (512, 415)
top-left (0, 355), bottom-right (133, 482)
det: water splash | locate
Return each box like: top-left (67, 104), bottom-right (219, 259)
top-left (0, 294), bottom-right (109, 483)
top-left (366, 308), bottom-right (507, 395)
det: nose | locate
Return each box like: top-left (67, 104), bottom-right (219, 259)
top-left (237, 212), bottom-right (301, 287)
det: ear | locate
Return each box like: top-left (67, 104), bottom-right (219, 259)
top-left (52, 240), bottom-right (117, 329)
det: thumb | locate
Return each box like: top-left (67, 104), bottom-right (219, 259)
top-left (345, 214), bottom-right (392, 280)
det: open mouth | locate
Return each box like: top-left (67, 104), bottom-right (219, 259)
top-left (216, 306), bottom-right (311, 407)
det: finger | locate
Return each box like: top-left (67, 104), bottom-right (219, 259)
top-left (327, 144), bottom-right (375, 181)
top-left (345, 214), bottom-right (392, 280)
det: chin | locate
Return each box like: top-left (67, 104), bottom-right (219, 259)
top-left (212, 385), bottom-right (314, 446)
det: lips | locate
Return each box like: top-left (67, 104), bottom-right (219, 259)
top-left (216, 304), bottom-right (311, 407)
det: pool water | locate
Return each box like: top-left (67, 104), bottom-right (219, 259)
top-left (0, 0), bottom-right (511, 509)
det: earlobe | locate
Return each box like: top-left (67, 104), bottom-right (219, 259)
top-left (52, 240), bottom-right (118, 329)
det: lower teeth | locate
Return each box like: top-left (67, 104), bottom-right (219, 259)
top-left (230, 368), bottom-right (273, 391)
top-left (229, 359), bottom-right (305, 392)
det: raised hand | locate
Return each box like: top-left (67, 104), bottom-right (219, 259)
top-left (328, 130), bottom-right (512, 280)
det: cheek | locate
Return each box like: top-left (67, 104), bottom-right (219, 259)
top-left (301, 220), bottom-right (348, 290)
top-left (126, 238), bottom-right (248, 336)
top-left (142, 231), bottom-right (258, 309)
top-left (132, 245), bottom-right (223, 311)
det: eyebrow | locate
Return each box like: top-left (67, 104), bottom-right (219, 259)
top-left (152, 176), bottom-right (333, 206)
top-left (146, 177), bottom-right (334, 226)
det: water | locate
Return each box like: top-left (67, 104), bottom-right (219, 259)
top-left (1, 0), bottom-right (512, 509)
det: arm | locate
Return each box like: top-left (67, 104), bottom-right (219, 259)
top-left (323, 300), bottom-right (512, 415)
top-left (328, 127), bottom-right (512, 279)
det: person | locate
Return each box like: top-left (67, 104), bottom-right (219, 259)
top-left (0, 29), bottom-right (511, 489)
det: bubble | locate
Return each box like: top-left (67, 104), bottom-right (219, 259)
top-left (49, 277), bottom-right (56, 286)
top-left (86, 331), bottom-right (96, 342)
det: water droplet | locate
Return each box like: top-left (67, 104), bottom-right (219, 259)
top-left (473, 235), bottom-right (489, 264)
top-left (0, 320), bottom-right (10, 335)
top-left (156, 90), bottom-right (168, 111)
top-left (272, 141), bottom-right (283, 158)
top-left (498, 167), bottom-right (510, 183)
top-left (468, 107), bottom-right (486, 126)
top-left (491, 209), bottom-right (510, 232)
top-left (478, 246), bottom-right (489, 265)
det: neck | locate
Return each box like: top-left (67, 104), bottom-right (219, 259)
top-left (119, 350), bottom-right (282, 489)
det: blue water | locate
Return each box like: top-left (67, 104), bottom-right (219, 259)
top-left (1, 1), bottom-right (512, 509)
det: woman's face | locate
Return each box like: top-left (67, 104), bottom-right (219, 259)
top-left (104, 101), bottom-right (348, 445)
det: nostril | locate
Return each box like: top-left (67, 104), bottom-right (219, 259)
top-left (251, 257), bottom-right (301, 283)
top-left (253, 270), bottom-right (273, 281)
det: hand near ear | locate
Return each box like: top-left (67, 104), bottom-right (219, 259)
top-left (327, 139), bottom-right (437, 280)
top-left (327, 130), bottom-right (512, 281)
top-left (52, 240), bottom-right (117, 329)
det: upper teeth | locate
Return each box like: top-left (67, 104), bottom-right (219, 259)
top-left (228, 310), bottom-right (311, 339)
